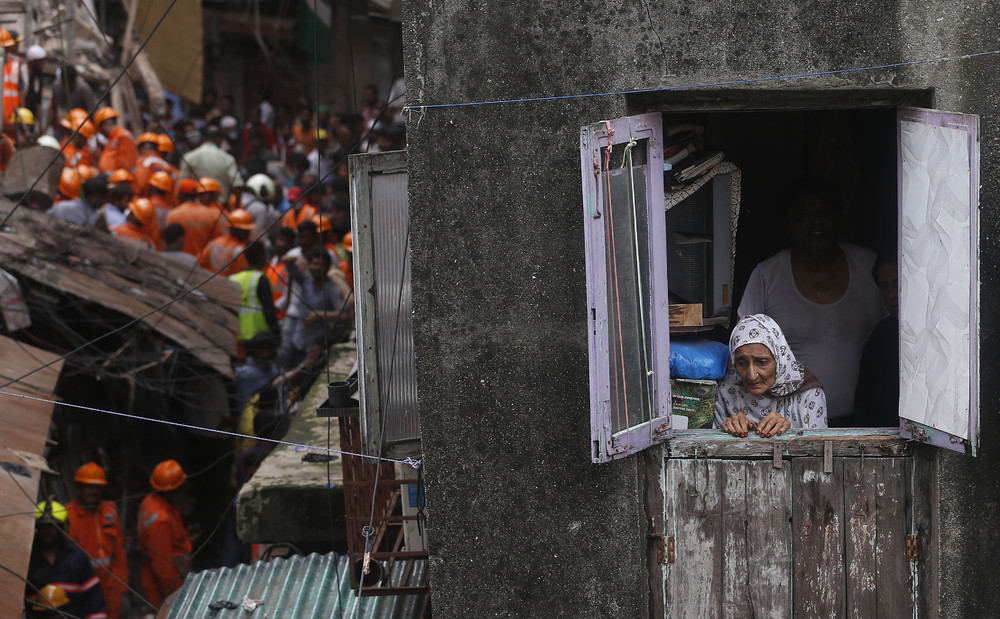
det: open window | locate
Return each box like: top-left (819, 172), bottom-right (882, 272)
top-left (581, 105), bottom-right (979, 461)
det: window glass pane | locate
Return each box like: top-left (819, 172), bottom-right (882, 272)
top-left (602, 142), bottom-right (653, 434)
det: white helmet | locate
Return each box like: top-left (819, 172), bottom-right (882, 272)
top-left (37, 135), bottom-right (60, 150)
top-left (246, 173), bottom-right (277, 203)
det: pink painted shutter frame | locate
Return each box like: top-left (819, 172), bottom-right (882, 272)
top-left (897, 107), bottom-right (980, 455)
top-left (581, 113), bottom-right (672, 464)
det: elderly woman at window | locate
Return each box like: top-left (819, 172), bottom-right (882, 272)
top-left (715, 314), bottom-right (828, 437)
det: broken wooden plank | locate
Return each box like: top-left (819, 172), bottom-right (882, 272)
top-left (875, 458), bottom-right (912, 617)
top-left (844, 458), bottom-right (878, 617)
top-left (746, 460), bottom-right (792, 616)
top-left (721, 461), bottom-right (749, 618)
top-left (0, 206), bottom-right (239, 376)
top-left (663, 458), bottom-right (724, 619)
top-left (792, 458), bottom-right (846, 618)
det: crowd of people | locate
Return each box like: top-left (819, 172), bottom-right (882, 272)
top-left (3, 23), bottom-right (407, 613)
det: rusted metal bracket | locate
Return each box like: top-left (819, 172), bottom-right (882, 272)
top-left (667, 537), bottom-right (675, 563)
top-left (650, 534), bottom-right (666, 564)
top-left (906, 534), bottom-right (923, 562)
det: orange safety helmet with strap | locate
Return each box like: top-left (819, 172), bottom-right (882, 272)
top-left (149, 170), bottom-right (174, 193)
top-left (109, 168), bottom-right (134, 185)
top-left (137, 131), bottom-right (159, 146)
top-left (198, 176), bottom-right (222, 195)
top-left (93, 106), bottom-right (119, 127)
top-left (150, 459), bottom-right (186, 491)
top-left (30, 584), bottom-right (71, 611)
top-left (157, 133), bottom-right (174, 154)
top-left (227, 208), bottom-right (256, 230)
top-left (128, 198), bottom-right (156, 226)
top-left (58, 167), bottom-right (82, 199)
top-left (74, 462), bottom-right (108, 485)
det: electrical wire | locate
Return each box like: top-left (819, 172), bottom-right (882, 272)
top-left (404, 48), bottom-right (1000, 111)
top-left (0, 388), bottom-right (415, 466)
top-left (0, 562), bottom-right (82, 619)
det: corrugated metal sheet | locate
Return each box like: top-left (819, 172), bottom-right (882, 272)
top-left (167, 553), bottom-right (429, 618)
top-left (352, 151), bottom-right (420, 458)
top-left (369, 169), bottom-right (418, 446)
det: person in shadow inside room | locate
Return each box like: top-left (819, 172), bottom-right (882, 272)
top-left (738, 178), bottom-right (885, 426)
top-left (851, 255), bottom-right (900, 427)
top-left (715, 314), bottom-right (828, 437)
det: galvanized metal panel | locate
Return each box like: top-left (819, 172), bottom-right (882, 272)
top-left (351, 151), bottom-right (420, 458)
top-left (167, 552), bottom-right (428, 618)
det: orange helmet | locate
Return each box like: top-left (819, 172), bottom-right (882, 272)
top-left (0, 30), bottom-right (15, 49)
top-left (198, 177), bottom-right (221, 194)
top-left (58, 168), bottom-right (82, 199)
top-left (343, 231), bottom-right (352, 253)
top-left (150, 459), bottom-right (186, 492)
top-left (72, 117), bottom-right (96, 140)
top-left (311, 214), bottom-right (332, 234)
top-left (60, 108), bottom-right (88, 131)
top-left (93, 106), bottom-right (119, 126)
top-left (149, 170), bottom-right (174, 193)
top-left (31, 584), bottom-right (70, 611)
top-left (128, 198), bottom-right (155, 225)
top-left (157, 133), bottom-right (174, 154)
top-left (227, 208), bottom-right (255, 230)
top-left (137, 132), bottom-right (159, 145)
top-left (74, 462), bottom-right (108, 486)
top-left (76, 165), bottom-right (98, 182)
top-left (178, 178), bottom-right (201, 195)
top-left (110, 168), bottom-right (134, 185)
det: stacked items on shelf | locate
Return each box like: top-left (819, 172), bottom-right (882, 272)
top-left (662, 125), bottom-right (725, 187)
top-left (668, 337), bottom-right (728, 429)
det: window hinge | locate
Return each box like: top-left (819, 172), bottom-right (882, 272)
top-left (649, 534), bottom-right (674, 564)
top-left (906, 534), bottom-right (923, 562)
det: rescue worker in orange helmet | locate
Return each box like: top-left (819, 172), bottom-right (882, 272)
top-left (66, 463), bottom-right (128, 619)
top-left (138, 460), bottom-right (193, 610)
top-left (198, 208), bottom-right (255, 276)
top-left (63, 115), bottom-right (97, 168)
top-left (111, 198), bottom-right (159, 250)
top-left (197, 176), bottom-right (223, 209)
top-left (166, 178), bottom-right (224, 257)
top-left (279, 185), bottom-right (317, 230)
top-left (134, 132), bottom-right (178, 197)
top-left (94, 106), bottom-right (137, 172)
top-left (27, 499), bottom-right (107, 619)
top-left (148, 170), bottom-right (176, 229)
top-left (0, 29), bottom-right (21, 125)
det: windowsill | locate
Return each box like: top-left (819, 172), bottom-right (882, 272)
top-left (665, 427), bottom-right (910, 458)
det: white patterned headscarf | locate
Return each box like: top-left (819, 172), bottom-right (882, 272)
top-left (714, 314), bottom-right (828, 428)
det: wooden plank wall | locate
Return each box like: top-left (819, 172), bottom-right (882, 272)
top-left (662, 457), bottom-right (921, 618)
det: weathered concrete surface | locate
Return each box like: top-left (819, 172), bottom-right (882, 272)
top-left (237, 343), bottom-right (355, 544)
top-left (404, 0), bottom-right (1000, 616)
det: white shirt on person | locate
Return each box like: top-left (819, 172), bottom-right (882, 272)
top-left (737, 243), bottom-right (886, 420)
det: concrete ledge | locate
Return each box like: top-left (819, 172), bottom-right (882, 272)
top-left (237, 342), bottom-right (356, 543)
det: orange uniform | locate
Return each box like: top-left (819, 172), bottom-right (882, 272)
top-left (138, 493), bottom-right (192, 609)
top-left (66, 500), bottom-right (128, 619)
top-left (2, 56), bottom-right (19, 121)
top-left (111, 222), bottom-right (156, 250)
top-left (134, 153), bottom-right (178, 197)
top-left (63, 142), bottom-right (96, 168)
top-left (150, 193), bottom-right (176, 230)
top-left (165, 201), bottom-right (224, 256)
top-left (280, 204), bottom-right (317, 230)
top-left (265, 261), bottom-right (290, 319)
top-left (199, 233), bottom-right (248, 276)
top-left (98, 126), bottom-right (137, 172)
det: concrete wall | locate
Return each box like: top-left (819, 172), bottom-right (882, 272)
top-left (403, 1), bottom-right (1000, 615)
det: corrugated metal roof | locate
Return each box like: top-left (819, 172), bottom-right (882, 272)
top-left (167, 553), bottom-right (429, 618)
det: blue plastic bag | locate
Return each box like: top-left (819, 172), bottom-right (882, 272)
top-left (669, 338), bottom-right (729, 380)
